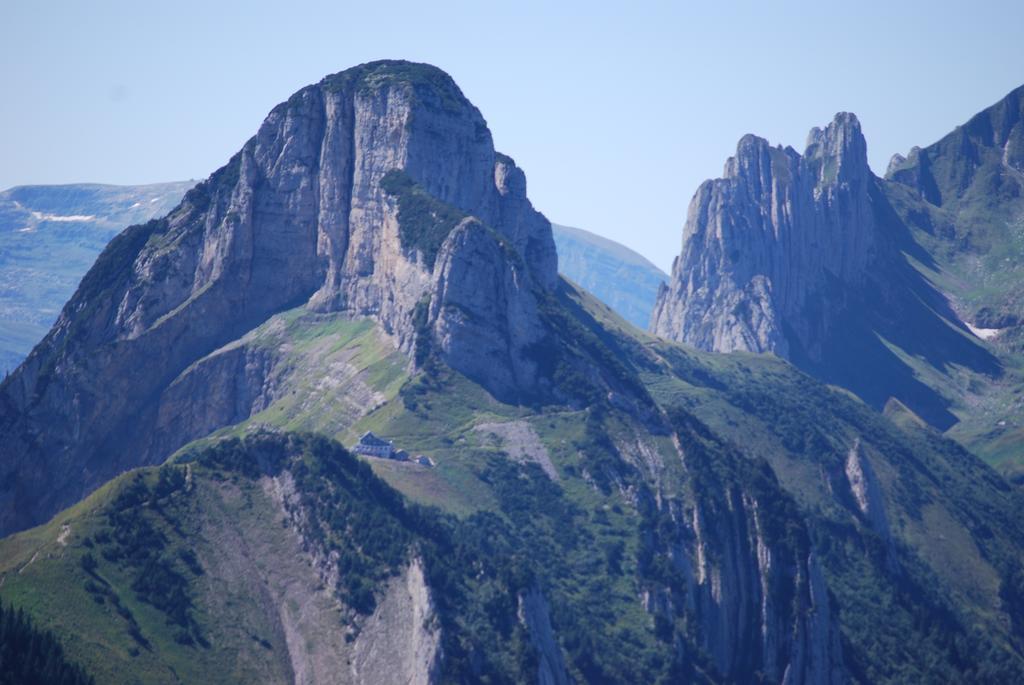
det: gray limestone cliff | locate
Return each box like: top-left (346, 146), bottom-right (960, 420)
top-left (429, 218), bottom-right (547, 399)
top-left (351, 557), bottom-right (443, 685)
top-left (645, 486), bottom-right (845, 685)
top-left (650, 113), bottom-right (876, 361)
top-left (0, 60), bottom-right (557, 535)
top-left (843, 439), bottom-right (890, 539)
top-left (650, 112), bottom-right (999, 428)
top-left (517, 587), bottom-right (570, 685)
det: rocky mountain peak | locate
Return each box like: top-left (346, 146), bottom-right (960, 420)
top-left (650, 112), bottom-right (878, 359)
top-left (652, 108), bottom-right (999, 429)
top-left (725, 133), bottom-right (770, 170)
top-left (806, 112), bottom-right (863, 152)
top-left (804, 111), bottom-right (870, 186)
top-left (886, 152), bottom-right (908, 176)
top-left (721, 135), bottom-right (795, 192)
top-left (959, 83), bottom-right (1023, 155)
top-left (0, 60), bottom-right (557, 534)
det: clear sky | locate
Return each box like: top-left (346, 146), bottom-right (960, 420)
top-left (2, 0), bottom-right (1023, 271)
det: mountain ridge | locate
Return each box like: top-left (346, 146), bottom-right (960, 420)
top-left (0, 59), bottom-right (564, 535)
top-left (552, 223), bottom-right (667, 330)
top-left (0, 187), bottom-right (668, 371)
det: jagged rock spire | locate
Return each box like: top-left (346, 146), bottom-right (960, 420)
top-left (651, 110), bottom-right (999, 429)
top-left (651, 112), bottom-right (876, 361)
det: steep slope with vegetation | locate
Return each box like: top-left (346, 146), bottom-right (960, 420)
top-left (3, 62), bottom-right (1024, 684)
top-left (7, 284), bottom-right (1024, 683)
top-left (650, 112), bottom-right (999, 433)
top-left (0, 602), bottom-right (94, 685)
top-left (0, 59), bottom-right (557, 535)
top-left (0, 433), bottom-right (533, 684)
top-left (1, 190), bottom-right (672, 375)
top-left (885, 84), bottom-right (1024, 472)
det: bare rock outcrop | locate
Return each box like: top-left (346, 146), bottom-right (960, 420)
top-left (648, 490), bottom-right (845, 684)
top-left (352, 557), bottom-right (443, 685)
top-left (0, 60), bottom-right (557, 535)
top-left (517, 587), bottom-right (571, 685)
top-left (474, 419), bottom-right (559, 480)
top-left (844, 439), bottom-right (890, 538)
top-left (650, 112), bottom-right (999, 429)
top-left (650, 113), bottom-right (876, 361)
top-left (429, 218), bottom-right (547, 400)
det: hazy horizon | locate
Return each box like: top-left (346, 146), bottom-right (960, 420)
top-left (3, 0), bottom-right (1023, 271)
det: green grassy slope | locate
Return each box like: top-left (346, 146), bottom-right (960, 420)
top-left (0, 462), bottom-right (313, 684)
top-left (0, 600), bottom-right (94, 685)
top-left (0, 434), bottom-right (551, 683)
top-left (883, 85), bottom-right (1024, 473)
top-left (561, 286), bottom-right (1024, 682)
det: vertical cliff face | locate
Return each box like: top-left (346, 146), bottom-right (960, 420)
top-left (517, 587), bottom-right (571, 685)
top-left (650, 113), bottom-right (877, 361)
top-left (843, 439), bottom-right (891, 540)
top-left (351, 557), bottom-right (443, 685)
top-left (647, 478), bottom-right (844, 685)
top-left (429, 218), bottom-right (547, 400)
top-left (650, 112), bottom-right (999, 428)
top-left (0, 60), bottom-right (558, 535)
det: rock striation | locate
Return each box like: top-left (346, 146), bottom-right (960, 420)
top-left (650, 113), bottom-right (877, 361)
top-left (651, 112), bottom-right (999, 428)
top-left (646, 487), bottom-right (845, 684)
top-left (351, 557), bottom-right (443, 685)
top-left (517, 586), bottom-right (571, 685)
top-left (0, 60), bottom-right (557, 535)
top-left (843, 439), bottom-right (890, 539)
top-left (3, 64), bottom-right (1024, 685)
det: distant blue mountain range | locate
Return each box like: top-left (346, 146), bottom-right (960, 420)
top-left (0, 182), bottom-right (195, 374)
top-left (551, 223), bottom-right (667, 330)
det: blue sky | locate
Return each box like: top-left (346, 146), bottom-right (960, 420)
top-left (2, 0), bottom-right (1022, 271)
